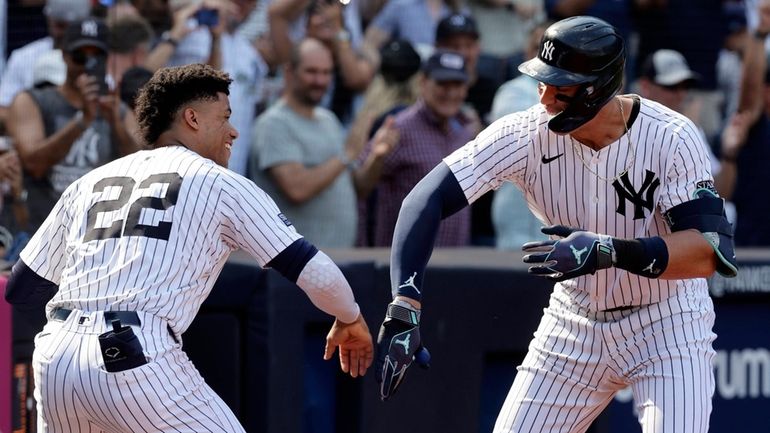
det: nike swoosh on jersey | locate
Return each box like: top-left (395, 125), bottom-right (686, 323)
top-left (541, 153), bottom-right (564, 164)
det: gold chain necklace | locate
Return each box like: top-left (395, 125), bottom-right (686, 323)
top-left (570, 97), bottom-right (635, 183)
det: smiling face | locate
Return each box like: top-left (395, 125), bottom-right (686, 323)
top-left (190, 92), bottom-right (238, 167)
top-left (421, 76), bottom-right (468, 121)
top-left (286, 41), bottom-right (334, 107)
top-left (538, 83), bottom-right (580, 117)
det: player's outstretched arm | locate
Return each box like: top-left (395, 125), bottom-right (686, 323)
top-left (266, 240), bottom-right (373, 377)
top-left (376, 162), bottom-right (468, 400)
top-left (324, 313), bottom-right (374, 378)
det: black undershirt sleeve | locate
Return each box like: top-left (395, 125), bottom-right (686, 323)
top-left (5, 259), bottom-right (59, 311)
top-left (391, 163), bottom-right (469, 300)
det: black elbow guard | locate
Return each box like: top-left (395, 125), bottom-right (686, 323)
top-left (664, 188), bottom-right (738, 277)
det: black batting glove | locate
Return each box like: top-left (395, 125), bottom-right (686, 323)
top-left (522, 225), bottom-right (615, 282)
top-left (375, 300), bottom-right (430, 401)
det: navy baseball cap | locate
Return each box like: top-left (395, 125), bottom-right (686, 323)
top-left (380, 39), bottom-right (422, 83)
top-left (64, 18), bottom-right (109, 54)
top-left (422, 50), bottom-right (468, 82)
top-left (436, 14), bottom-right (479, 42)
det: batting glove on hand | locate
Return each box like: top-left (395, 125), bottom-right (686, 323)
top-left (522, 225), bottom-right (615, 282)
top-left (375, 300), bottom-right (430, 401)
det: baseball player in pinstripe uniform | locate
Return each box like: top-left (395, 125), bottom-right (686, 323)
top-left (4, 63), bottom-right (373, 432)
top-left (375, 16), bottom-right (738, 433)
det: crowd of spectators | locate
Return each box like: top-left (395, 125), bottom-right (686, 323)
top-left (0, 0), bottom-right (768, 255)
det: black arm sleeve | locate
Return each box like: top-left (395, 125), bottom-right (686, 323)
top-left (266, 237), bottom-right (319, 283)
top-left (5, 259), bottom-right (59, 311)
top-left (390, 163), bottom-right (469, 301)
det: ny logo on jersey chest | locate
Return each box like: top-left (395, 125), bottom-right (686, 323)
top-left (612, 170), bottom-right (660, 220)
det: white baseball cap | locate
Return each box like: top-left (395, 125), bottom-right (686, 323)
top-left (642, 49), bottom-right (700, 87)
top-left (33, 49), bottom-right (67, 87)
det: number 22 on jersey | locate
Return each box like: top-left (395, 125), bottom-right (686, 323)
top-left (84, 173), bottom-right (183, 242)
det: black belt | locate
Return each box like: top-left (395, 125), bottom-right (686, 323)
top-left (51, 308), bottom-right (142, 327)
top-left (602, 304), bottom-right (644, 313)
top-left (51, 308), bottom-right (179, 344)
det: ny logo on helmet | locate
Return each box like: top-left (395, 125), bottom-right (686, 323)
top-left (542, 40), bottom-right (555, 61)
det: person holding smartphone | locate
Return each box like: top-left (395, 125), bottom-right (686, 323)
top-left (6, 18), bottom-right (140, 232)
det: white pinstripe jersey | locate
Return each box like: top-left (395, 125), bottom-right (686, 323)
top-left (445, 96), bottom-right (714, 311)
top-left (21, 146), bottom-right (302, 333)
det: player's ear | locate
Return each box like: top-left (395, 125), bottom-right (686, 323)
top-left (182, 107), bottom-right (200, 131)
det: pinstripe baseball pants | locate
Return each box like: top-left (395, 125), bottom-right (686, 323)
top-left (32, 309), bottom-right (245, 433)
top-left (494, 285), bottom-right (716, 433)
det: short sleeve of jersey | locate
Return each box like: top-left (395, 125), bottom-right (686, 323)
top-left (658, 118), bottom-right (715, 213)
top-left (19, 188), bottom-right (74, 283)
top-left (216, 172), bottom-right (302, 266)
top-left (443, 110), bottom-right (535, 205)
top-left (253, 115), bottom-right (304, 170)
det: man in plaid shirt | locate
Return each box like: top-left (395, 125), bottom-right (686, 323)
top-left (357, 50), bottom-right (474, 246)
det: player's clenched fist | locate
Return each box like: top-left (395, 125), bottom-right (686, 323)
top-left (324, 313), bottom-right (374, 378)
top-left (376, 299), bottom-right (430, 401)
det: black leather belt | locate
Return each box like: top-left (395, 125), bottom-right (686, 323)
top-left (51, 308), bottom-right (142, 327)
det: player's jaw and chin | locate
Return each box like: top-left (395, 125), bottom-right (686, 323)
top-left (195, 92), bottom-right (238, 168)
top-left (538, 82), bottom-right (575, 135)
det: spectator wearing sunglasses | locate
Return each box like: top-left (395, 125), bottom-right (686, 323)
top-left (6, 18), bottom-right (140, 232)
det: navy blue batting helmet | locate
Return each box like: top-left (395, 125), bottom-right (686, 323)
top-left (518, 16), bottom-right (625, 133)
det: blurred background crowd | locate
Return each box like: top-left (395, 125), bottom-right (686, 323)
top-left (0, 0), bottom-right (768, 258)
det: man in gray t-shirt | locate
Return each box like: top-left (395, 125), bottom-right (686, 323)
top-left (250, 38), bottom-right (398, 248)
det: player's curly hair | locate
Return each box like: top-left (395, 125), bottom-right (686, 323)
top-left (135, 64), bottom-right (232, 147)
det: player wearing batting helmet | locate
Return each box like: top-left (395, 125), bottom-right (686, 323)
top-left (375, 16), bottom-right (737, 433)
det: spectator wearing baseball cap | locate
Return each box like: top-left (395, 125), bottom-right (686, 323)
top-left (434, 12), bottom-right (497, 127)
top-left (435, 14), bottom-right (479, 82)
top-left (638, 49), bottom-right (700, 115)
top-left (355, 49), bottom-right (474, 247)
top-left (0, 0), bottom-right (91, 128)
top-left (435, 13), bottom-right (499, 246)
top-left (6, 18), bottom-right (141, 232)
top-left (63, 18), bottom-right (110, 54)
